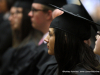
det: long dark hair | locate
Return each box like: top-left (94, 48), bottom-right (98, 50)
top-left (14, 8), bottom-right (34, 41)
top-left (6, 0), bottom-right (16, 10)
top-left (20, 8), bottom-right (33, 40)
top-left (54, 28), bottom-right (100, 75)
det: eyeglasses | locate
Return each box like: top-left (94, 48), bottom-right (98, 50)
top-left (31, 7), bottom-right (48, 13)
top-left (16, 10), bottom-right (22, 14)
top-left (10, 10), bottom-right (22, 16)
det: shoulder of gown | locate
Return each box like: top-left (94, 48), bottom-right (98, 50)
top-left (0, 19), bottom-right (12, 55)
top-left (18, 43), bottom-right (57, 75)
top-left (73, 66), bottom-right (98, 75)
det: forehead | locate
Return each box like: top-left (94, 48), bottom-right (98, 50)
top-left (10, 7), bottom-right (17, 12)
top-left (49, 28), bottom-right (54, 33)
top-left (32, 3), bottom-right (43, 9)
top-left (17, 7), bottom-right (23, 11)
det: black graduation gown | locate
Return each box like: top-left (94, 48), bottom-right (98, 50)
top-left (48, 66), bottom-right (96, 75)
top-left (0, 13), bottom-right (3, 24)
top-left (1, 41), bottom-right (37, 75)
top-left (18, 43), bottom-right (57, 75)
top-left (1, 30), bottom-right (42, 75)
top-left (72, 66), bottom-right (98, 75)
top-left (0, 19), bottom-right (12, 56)
top-left (0, 48), bottom-right (15, 74)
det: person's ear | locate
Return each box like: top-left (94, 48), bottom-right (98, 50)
top-left (84, 39), bottom-right (91, 46)
top-left (45, 10), bottom-right (52, 20)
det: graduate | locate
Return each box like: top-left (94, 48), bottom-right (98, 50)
top-left (0, 0), bottom-right (16, 66)
top-left (44, 0), bottom-right (100, 75)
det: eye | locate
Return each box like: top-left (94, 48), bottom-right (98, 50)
top-left (32, 9), bottom-right (37, 11)
top-left (49, 33), bottom-right (52, 36)
top-left (31, 8), bottom-right (40, 12)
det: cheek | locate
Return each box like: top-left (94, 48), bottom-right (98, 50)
top-left (34, 13), bottom-right (46, 25)
top-left (34, 15), bottom-right (41, 23)
top-left (17, 15), bottom-right (22, 24)
top-left (13, 15), bottom-right (22, 29)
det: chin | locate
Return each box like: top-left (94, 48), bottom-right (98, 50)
top-left (48, 50), bottom-right (54, 55)
top-left (32, 23), bottom-right (36, 28)
top-left (93, 49), bottom-right (100, 56)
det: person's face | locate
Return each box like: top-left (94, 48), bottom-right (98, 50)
top-left (0, 0), bottom-right (8, 13)
top-left (44, 28), bottom-right (55, 55)
top-left (9, 7), bottom-right (17, 30)
top-left (28, 3), bottom-right (48, 31)
top-left (9, 7), bottom-right (23, 31)
top-left (94, 31), bottom-right (100, 55)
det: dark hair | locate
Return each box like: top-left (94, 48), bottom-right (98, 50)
top-left (6, 0), bottom-right (16, 10)
top-left (42, 4), bottom-right (55, 12)
top-left (54, 28), bottom-right (100, 75)
top-left (20, 8), bottom-right (33, 41)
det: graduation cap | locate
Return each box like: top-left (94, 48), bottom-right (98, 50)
top-left (50, 0), bottom-right (100, 40)
top-left (33, 0), bottom-right (67, 7)
top-left (14, 0), bottom-right (33, 9)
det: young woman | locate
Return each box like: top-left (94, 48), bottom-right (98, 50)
top-left (0, 0), bottom-right (16, 64)
top-left (44, 4), bottom-right (100, 75)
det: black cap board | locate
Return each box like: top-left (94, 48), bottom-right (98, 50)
top-left (33, 0), bottom-right (67, 7)
top-left (14, 0), bottom-right (33, 9)
top-left (50, 1), bottom-right (100, 40)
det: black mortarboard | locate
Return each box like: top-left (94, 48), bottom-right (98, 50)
top-left (50, 0), bottom-right (100, 40)
top-left (14, 0), bottom-right (33, 9)
top-left (33, 0), bottom-right (67, 7)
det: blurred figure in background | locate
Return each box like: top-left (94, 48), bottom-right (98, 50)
top-left (0, 13), bottom-right (3, 24)
top-left (81, 0), bottom-right (100, 49)
top-left (0, 0), bottom-right (16, 68)
top-left (67, 0), bottom-right (100, 49)
top-left (1, 0), bottom-right (43, 75)
top-left (93, 5), bottom-right (100, 25)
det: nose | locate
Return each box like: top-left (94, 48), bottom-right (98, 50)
top-left (44, 34), bottom-right (49, 43)
top-left (95, 35), bottom-right (99, 40)
top-left (28, 11), bottom-right (33, 17)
